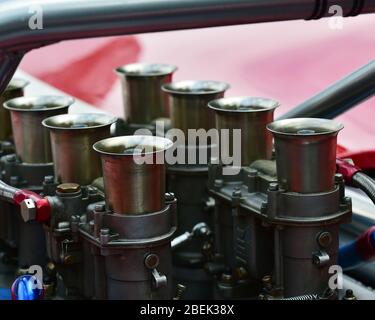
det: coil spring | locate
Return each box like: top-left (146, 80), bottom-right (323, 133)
top-left (282, 294), bottom-right (319, 301)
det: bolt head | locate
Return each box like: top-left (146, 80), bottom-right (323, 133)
top-left (20, 199), bottom-right (36, 222)
top-left (144, 253), bottom-right (160, 269)
top-left (334, 173), bottom-right (344, 183)
top-left (235, 267), bottom-right (249, 280)
top-left (248, 168), bottom-right (258, 177)
top-left (343, 289), bottom-right (357, 300)
top-left (268, 182), bottom-right (279, 191)
top-left (232, 188), bottom-right (242, 197)
top-left (44, 175), bottom-right (54, 184)
top-left (260, 202), bottom-right (268, 213)
top-left (262, 275), bottom-right (272, 285)
top-left (63, 255), bottom-right (75, 265)
top-left (94, 204), bottom-right (106, 212)
top-left (46, 262), bottom-right (56, 273)
top-left (221, 272), bottom-right (233, 284)
top-left (214, 179), bottom-right (224, 188)
top-left (317, 231), bottom-right (332, 248)
top-left (57, 183), bottom-right (81, 194)
top-left (100, 228), bottom-right (109, 235)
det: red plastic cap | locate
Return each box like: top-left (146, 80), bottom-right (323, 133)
top-left (13, 189), bottom-right (51, 223)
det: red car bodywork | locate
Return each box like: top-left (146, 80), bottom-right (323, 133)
top-left (20, 17), bottom-right (375, 167)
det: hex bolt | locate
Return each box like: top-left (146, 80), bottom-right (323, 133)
top-left (334, 173), bottom-right (344, 183)
top-left (144, 253), bottom-right (160, 270)
top-left (232, 188), bottom-right (242, 198)
top-left (248, 168), bottom-right (258, 177)
top-left (221, 269), bottom-right (233, 284)
top-left (57, 183), bottom-right (81, 194)
top-left (89, 220), bottom-right (95, 233)
top-left (87, 186), bottom-right (98, 195)
top-left (268, 182), bottom-right (279, 191)
top-left (46, 262), bottom-right (56, 275)
top-left (317, 231), bottom-right (332, 248)
top-left (100, 228), bottom-right (109, 235)
top-left (214, 179), bottom-right (224, 188)
top-left (262, 275), bottom-right (273, 290)
top-left (70, 216), bottom-right (79, 232)
top-left (99, 228), bottom-right (110, 245)
top-left (235, 266), bottom-right (249, 280)
top-left (94, 204), bottom-right (106, 212)
top-left (343, 289), bottom-right (357, 300)
top-left (44, 175), bottom-right (54, 184)
top-left (260, 201), bottom-right (268, 213)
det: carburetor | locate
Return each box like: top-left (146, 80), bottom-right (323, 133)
top-left (79, 135), bottom-right (176, 300)
top-left (161, 80), bottom-right (229, 299)
top-left (207, 97), bottom-right (351, 299)
top-left (0, 79), bottom-right (29, 255)
top-left (0, 74), bottom-right (356, 301)
top-left (115, 63), bottom-right (177, 135)
top-left (0, 95), bottom-right (73, 271)
top-left (41, 113), bottom-right (116, 297)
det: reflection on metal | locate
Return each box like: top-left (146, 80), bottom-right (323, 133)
top-left (93, 135), bottom-right (173, 215)
top-left (208, 96), bottom-right (278, 166)
top-left (162, 80), bottom-right (229, 136)
top-left (267, 118), bottom-right (343, 193)
top-left (0, 78), bottom-right (29, 140)
top-left (3, 96), bottom-right (73, 163)
top-left (116, 63), bottom-right (177, 124)
top-left (43, 113), bottom-right (117, 185)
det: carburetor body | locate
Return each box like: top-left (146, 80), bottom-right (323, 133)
top-left (0, 95), bottom-right (73, 271)
top-left (0, 79), bottom-right (29, 253)
top-left (39, 115), bottom-right (177, 299)
top-left (162, 80), bottom-right (229, 299)
top-left (79, 135), bottom-right (177, 300)
top-left (207, 97), bottom-right (351, 299)
top-left (41, 113), bottom-right (115, 297)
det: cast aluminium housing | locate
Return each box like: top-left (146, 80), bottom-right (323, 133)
top-left (0, 0), bottom-right (375, 108)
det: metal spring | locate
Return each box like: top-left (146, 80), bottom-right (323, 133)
top-left (282, 294), bottom-right (319, 301)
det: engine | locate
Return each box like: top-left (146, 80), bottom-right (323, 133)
top-left (0, 62), bottom-right (374, 302)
